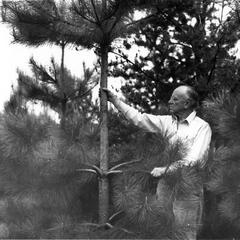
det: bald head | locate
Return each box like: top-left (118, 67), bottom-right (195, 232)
top-left (168, 85), bottom-right (199, 116)
top-left (173, 86), bottom-right (190, 98)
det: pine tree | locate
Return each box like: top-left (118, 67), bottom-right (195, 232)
top-left (2, 0), bottom-right (74, 127)
top-left (0, 111), bottom-right (101, 238)
top-left (110, 0), bottom-right (240, 112)
top-left (9, 57), bottom-right (99, 127)
top-left (1, 0), bottom-right (166, 227)
top-left (200, 89), bottom-right (240, 239)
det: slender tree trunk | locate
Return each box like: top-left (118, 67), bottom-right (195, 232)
top-left (60, 42), bottom-right (66, 129)
top-left (99, 44), bottom-right (109, 224)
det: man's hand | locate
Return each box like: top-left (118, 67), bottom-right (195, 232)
top-left (100, 88), bottom-right (116, 102)
top-left (151, 167), bottom-right (167, 177)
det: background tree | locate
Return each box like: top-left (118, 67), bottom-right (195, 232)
top-left (110, 0), bottom-right (240, 111)
top-left (2, 0), bottom-right (77, 127)
top-left (198, 89), bottom-right (240, 239)
top-left (0, 111), bottom-right (100, 238)
top-left (8, 57), bottom-right (99, 127)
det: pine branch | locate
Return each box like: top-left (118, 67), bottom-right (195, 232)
top-left (206, 40), bottom-right (221, 84)
top-left (107, 170), bottom-right (123, 175)
top-left (206, 15), bottom-right (236, 84)
top-left (76, 164), bottom-right (105, 177)
top-left (30, 58), bottom-right (57, 85)
top-left (157, 8), bottom-right (187, 35)
top-left (90, 0), bottom-right (101, 24)
top-left (110, 159), bottom-right (142, 171)
top-left (67, 81), bottom-right (98, 101)
top-left (76, 169), bottom-right (97, 175)
top-left (169, 40), bottom-right (192, 49)
top-left (109, 50), bottom-right (156, 82)
top-left (101, 1), bottom-right (120, 22)
top-left (108, 14), bottom-right (122, 36)
top-left (108, 210), bottom-right (124, 223)
top-left (71, 1), bottom-right (97, 24)
top-left (51, 58), bottom-right (59, 85)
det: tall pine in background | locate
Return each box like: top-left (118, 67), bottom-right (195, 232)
top-left (1, 0), bottom-right (175, 230)
top-left (110, 0), bottom-right (240, 112)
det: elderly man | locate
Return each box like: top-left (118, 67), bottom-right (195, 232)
top-left (102, 85), bottom-right (212, 239)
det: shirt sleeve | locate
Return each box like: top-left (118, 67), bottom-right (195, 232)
top-left (111, 97), bottom-right (170, 133)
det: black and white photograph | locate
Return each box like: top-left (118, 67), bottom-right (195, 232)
top-left (0, 0), bottom-right (239, 239)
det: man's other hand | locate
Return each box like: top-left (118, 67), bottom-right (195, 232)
top-left (151, 167), bottom-right (166, 177)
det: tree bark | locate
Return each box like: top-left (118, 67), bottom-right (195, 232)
top-left (99, 44), bottom-right (109, 224)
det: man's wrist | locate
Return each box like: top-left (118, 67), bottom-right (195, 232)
top-left (167, 165), bottom-right (176, 173)
top-left (167, 160), bottom-right (186, 173)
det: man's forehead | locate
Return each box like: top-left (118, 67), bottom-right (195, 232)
top-left (172, 86), bottom-right (189, 97)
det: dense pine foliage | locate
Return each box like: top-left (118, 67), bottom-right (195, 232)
top-left (1, 93), bottom-right (240, 239)
top-left (0, 112), bottom-right (101, 238)
top-left (200, 91), bottom-right (240, 239)
top-left (110, 0), bottom-right (240, 112)
top-left (1, 0), bottom-right (240, 239)
top-left (0, 111), bottom-right (198, 239)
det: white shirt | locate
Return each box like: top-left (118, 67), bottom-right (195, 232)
top-left (112, 98), bottom-right (212, 168)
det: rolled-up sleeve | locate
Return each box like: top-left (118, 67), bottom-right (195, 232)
top-left (112, 98), bottom-right (169, 133)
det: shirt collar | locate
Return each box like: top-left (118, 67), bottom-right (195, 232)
top-left (172, 110), bottom-right (197, 124)
top-left (185, 111), bottom-right (196, 124)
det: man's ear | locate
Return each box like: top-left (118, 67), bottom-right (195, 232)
top-left (184, 99), bottom-right (191, 109)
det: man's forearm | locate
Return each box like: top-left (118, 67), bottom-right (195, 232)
top-left (151, 160), bottom-right (186, 177)
top-left (110, 96), bottom-right (133, 115)
top-left (104, 88), bottom-right (167, 134)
